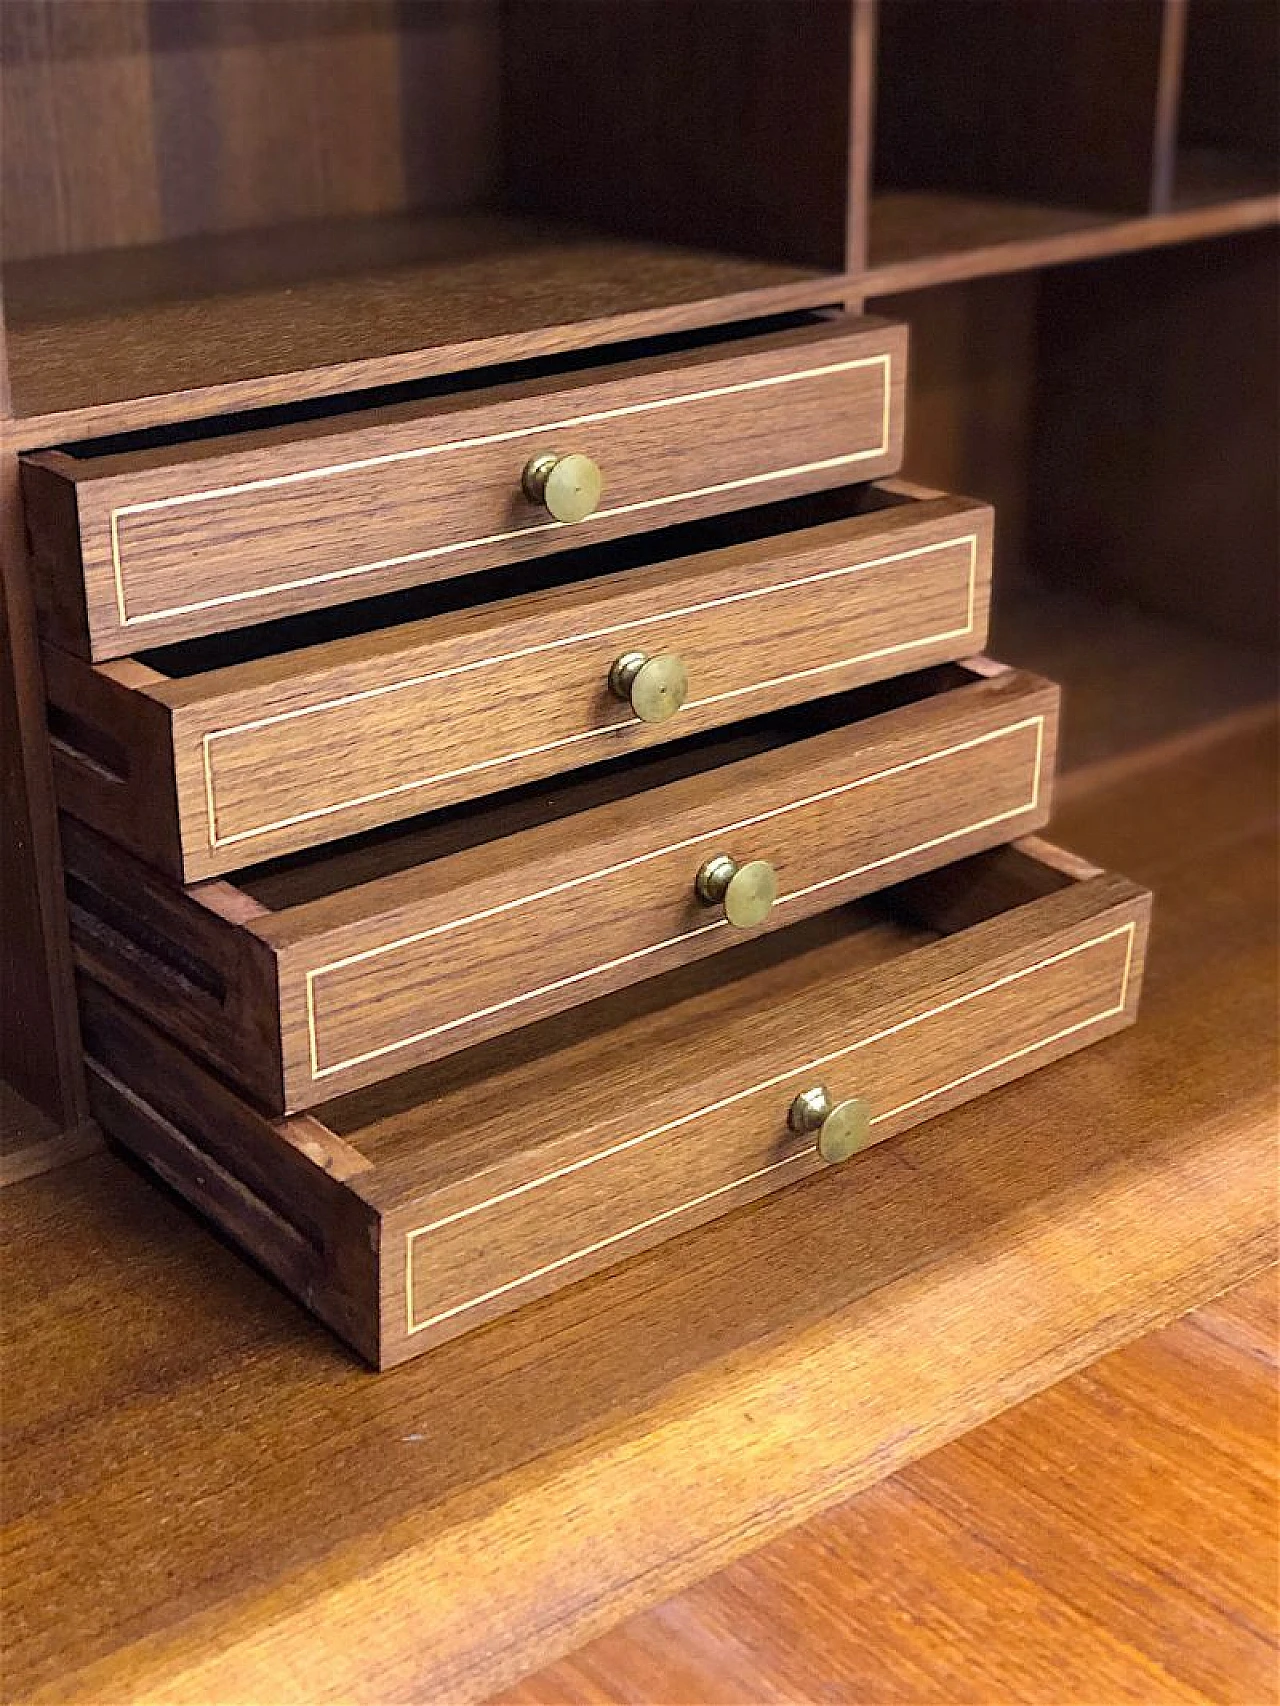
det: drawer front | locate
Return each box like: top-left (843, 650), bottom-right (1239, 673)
top-left (24, 316), bottom-right (907, 659)
top-left (279, 670), bottom-right (1057, 1105)
top-left (47, 489), bottom-right (993, 880)
top-left (62, 670), bottom-right (1058, 1114)
top-left (389, 875), bottom-right (1149, 1357)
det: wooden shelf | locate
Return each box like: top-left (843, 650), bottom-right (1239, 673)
top-left (11, 193), bottom-right (1276, 449)
top-left (864, 186), bottom-right (1279, 295)
top-left (2, 211), bottom-right (836, 447)
top-left (990, 581), bottom-right (1278, 773)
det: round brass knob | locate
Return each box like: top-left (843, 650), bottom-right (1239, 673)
top-left (608, 650), bottom-right (690, 724)
top-left (521, 452), bottom-right (603, 523)
top-left (788, 1085), bottom-right (873, 1164)
top-left (694, 854), bottom-right (777, 928)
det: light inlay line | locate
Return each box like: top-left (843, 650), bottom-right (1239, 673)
top-left (199, 531), bottom-right (980, 851)
top-left (403, 920), bottom-right (1138, 1335)
top-left (303, 713), bottom-right (1046, 1082)
top-left (109, 352), bottom-right (893, 628)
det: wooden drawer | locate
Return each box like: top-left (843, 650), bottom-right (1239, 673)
top-left (46, 481), bottom-right (993, 880)
top-left (22, 314), bottom-right (907, 660)
top-left (79, 838), bottom-right (1151, 1368)
top-left (61, 660), bottom-right (1058, 1113)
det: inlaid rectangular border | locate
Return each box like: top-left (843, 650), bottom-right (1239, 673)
top-left (403, 920), bottom-right (1138, 1336)
top-left (108, 352), bottom-right (893, 628)
top-left (200, 528), bottom-right (978, 852)
top-left (304, 712), bottom-right (1046, 1083)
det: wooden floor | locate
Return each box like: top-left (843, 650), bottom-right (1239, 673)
top-left (505, 1268), bottom-right (1280, 1705)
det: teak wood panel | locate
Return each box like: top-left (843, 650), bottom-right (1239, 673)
top-left (0, 0), bottom-right (504, 263)
top-left (77, 840), bottom-right (1151, 1367)
top-left (21, 316), bottom-right (907, 659)
top-left (61, 666), bottom-right (1058, 1113)
top-left (45, 487), bottom-right (993, 879)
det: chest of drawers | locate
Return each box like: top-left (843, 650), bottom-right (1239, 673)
top-left (19, 295), bottom-right (1148, 1365)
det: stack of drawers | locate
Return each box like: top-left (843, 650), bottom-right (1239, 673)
top-left (22, 311), bottom-right (1150, 1369)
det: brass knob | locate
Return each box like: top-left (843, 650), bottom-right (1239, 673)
top-left (695, 854), bottom-right (777, 928)
top-left (521, 452), bottom-right (603, 522)
top-left (608, 650), bottom-right (689, 723)
top-left (788, 1085), bottom-right (873, 1164)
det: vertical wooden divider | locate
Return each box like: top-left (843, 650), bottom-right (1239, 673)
top-left (1, 295), bottom-right (95, 1172)
top-left (845, 0), bottom-right (878, 282)
top-left (1152, 0), bottom-right (1190, 213)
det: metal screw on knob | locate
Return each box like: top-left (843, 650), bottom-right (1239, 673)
top-left (694, 854), bottom-right (778, 928)
top-left (787, 1085), bottom-right (873, 1164)
top-left (608, 650), bottom-right (690, 723)
top-left (521, 452), bottom-right (603, 522)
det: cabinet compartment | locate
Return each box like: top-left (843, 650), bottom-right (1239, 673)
top-left (871, 230), bottom-right (1279, 759)
top-left (869, 0), bottom-right (1170, 271)
top-left (1, 0), bottom-right (857, 436)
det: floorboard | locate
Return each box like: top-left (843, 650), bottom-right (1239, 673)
top-left (502, 1269), bottom-right (1280, 1705)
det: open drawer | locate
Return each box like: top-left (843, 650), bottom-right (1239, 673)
top-left (44, 481), bottom-right (993, 880)
top-left (61, 659), bottom-right (1058, 1112)
top-left (80, 837), bottom-right (1151, 1368)
top-left (22, 313), bottom-right (906, 660)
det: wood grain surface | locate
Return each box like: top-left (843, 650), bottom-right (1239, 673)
top-left (0, 711), bottom-right (1272, 1702)
top-left (23, 314), bottom-right (906, 658)
top-left (5, 215), bottom-right (839, 448)
top-left (78, 835), bottom-right (1149, 1365)
top-left (45, 485), bottom-right (993, 878)
top-left (0, 442), bottom-right (91, 1144)
top-left (504, 1266), bottom-right (1279, 1705)
top-left (0, 1), bottom-right (503, 263)
top-left (503, 1), bottom-right (853, 272)
top-left (62, 666), bottom-right (1058, 1112)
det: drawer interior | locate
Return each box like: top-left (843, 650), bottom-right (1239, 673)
top-left (323, 838), bottom-right (1086, 1174)
top-left (137, 483), bottom-right (917, 680)
top-left (233, 660), bottom-right (992, 913)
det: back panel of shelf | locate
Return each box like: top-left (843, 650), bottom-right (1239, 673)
top-left (869, 225), bottom-right (1279, 762)
top-left (1175, 0), bottom-right (1280, 207)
